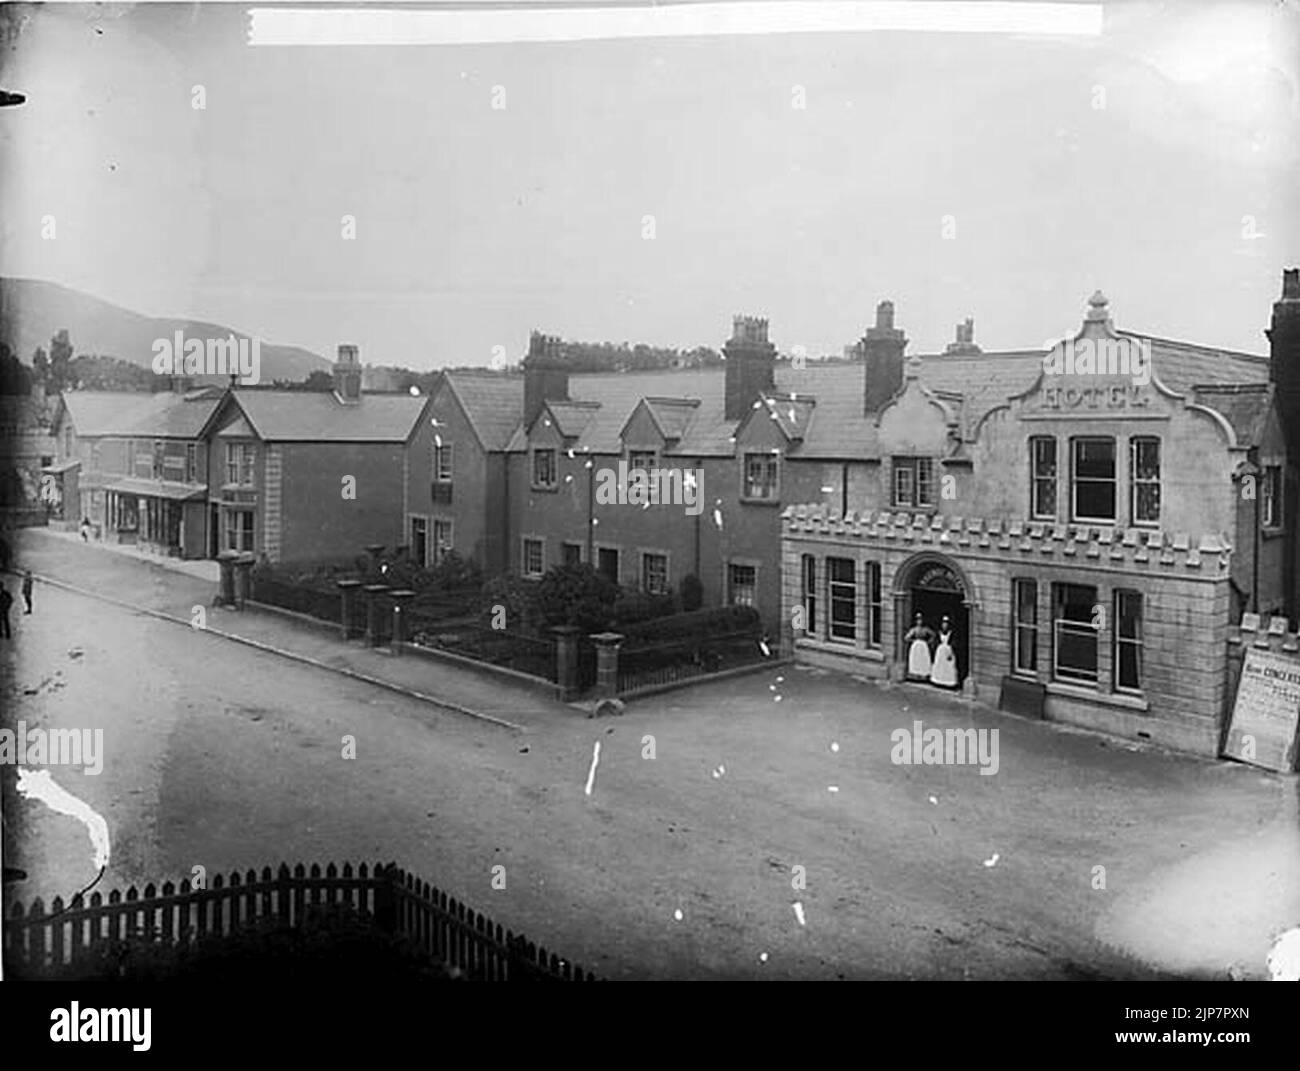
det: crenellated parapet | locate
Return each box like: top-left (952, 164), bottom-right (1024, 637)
top-left (1228, 612), bottom-right (1300, 654)
top-left (781, 503), bottom-right (1233, 574)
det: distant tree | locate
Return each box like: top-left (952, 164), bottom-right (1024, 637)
top-left (65, 354), bottom-right (154, 392)
top-left (31, 345), bottom-right (49, 385)
top-left (271, 370), bottom-right (335, 391)
top-left (48, 329), bottom-right (73, 392)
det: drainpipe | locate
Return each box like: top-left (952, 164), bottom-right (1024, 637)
top-left (694, 458), bottom-right (702, 577)
top-left (501, 451), bottom-right (510, 575)
top-left (1252, 466), bottom-right (1260, 612)
top-left (841, 461), bottom-right (849, 517)
top-left (586, 454), bottom-right (595, 564)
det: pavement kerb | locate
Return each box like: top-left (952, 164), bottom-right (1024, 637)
top-left (23, 570), bottom-right (525, 733)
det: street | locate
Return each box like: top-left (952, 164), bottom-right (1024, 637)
top-left (3, 529), bottom-right (1297, 980)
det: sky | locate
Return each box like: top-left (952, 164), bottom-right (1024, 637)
top-left (1, 0), bottom-right (1297, 368)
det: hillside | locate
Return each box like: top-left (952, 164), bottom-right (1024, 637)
top-left (0, 277), bottom-right (329, 383)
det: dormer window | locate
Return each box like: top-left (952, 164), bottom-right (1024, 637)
top-left (532, 448), bottom-right (557, 490)
top-left (892, 457), bottom-right (935, 509)
top-left (742, 452), bottom-right (779, 500)
top-left (629, 450), bottom-right (656, 472)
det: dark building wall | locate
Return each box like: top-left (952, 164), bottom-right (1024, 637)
top-left (277, 441), bottom-right (405, 564)
top-left (425, 385), bottom-right (493, 570)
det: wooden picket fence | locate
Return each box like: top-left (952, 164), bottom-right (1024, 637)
top-left (4, 861), bottom-right (598, 981)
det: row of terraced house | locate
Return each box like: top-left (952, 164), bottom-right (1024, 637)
top-left (43, 270), bottom-right (1300, 756)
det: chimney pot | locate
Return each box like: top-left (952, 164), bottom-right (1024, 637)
top-left (333, 343), bottom-right (362, 402)
top-left (1283, 268), bottom-right (1300, 301)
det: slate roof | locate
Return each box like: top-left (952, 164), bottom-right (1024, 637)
top-left (442, 373), bottom-right (524, 451)
top-left (484, 327), bottom-right (1274, 459)
top-left (644, 397), bottom-right (702, 441)
top-left (225, 389), bottom-right (427, 442)
top-left (1190, 383), bottom-right (1274, 447)
top-left (59, 391), bottom-right (220, 439)
top-left (545, 400), bottom-right (601, 440)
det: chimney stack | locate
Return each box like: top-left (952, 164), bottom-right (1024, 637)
top-left (333, 344), bottom-right (362, 403)
top-left (723, 315), bottom-right (777, 421)
top-left (523, 331), bottom-right (570, 430)
top-left (862, 300), bottom-right (908, 415)
top-left (944, 317), bottom-right (981, 356)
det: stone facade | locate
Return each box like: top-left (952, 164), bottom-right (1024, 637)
top-left (782, 505), bottom-right (1233, 755)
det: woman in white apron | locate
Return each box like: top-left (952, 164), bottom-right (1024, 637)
top-left (929, 615), bottom-right (959, 689)
top-left (904, 614), bottom-right (934, 680)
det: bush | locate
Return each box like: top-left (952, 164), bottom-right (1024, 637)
top-left (611, 590), bottom-right (677, 626)
top-left (621, 605), bottom-right (761, 646)
top-left (534, 563), bottom-right (619, 631)
top-left (679, 573), bottom-right (704, 612)
top-left (481, 573), bottom-right (540, 632)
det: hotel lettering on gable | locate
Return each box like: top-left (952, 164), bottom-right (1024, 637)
top-left (782, 276), bottom-right (1300, 758)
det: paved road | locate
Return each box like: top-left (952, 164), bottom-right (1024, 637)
top-left (3, 531), bottom-right (1297, 979)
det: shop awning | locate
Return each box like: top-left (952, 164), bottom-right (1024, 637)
top-left (101, 477), bottom-right (208, 502)
top-left (41, 459), bottom-right (81, 474)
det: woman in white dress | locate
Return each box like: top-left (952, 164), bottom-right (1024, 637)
top-left (929, 615), bottom-right (959, 689)
top-left (904, 613), bottom-right (934, 680)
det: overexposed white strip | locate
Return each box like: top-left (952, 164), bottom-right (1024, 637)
top-left (248, 3), bottom-right (1103, 47)
top-left (16, 767), bottom-right (111, 872)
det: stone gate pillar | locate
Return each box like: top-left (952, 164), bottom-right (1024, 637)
top-left (589, 632), bottom-right (625, 699)
top-left (389, 589), bottom-right (415, 652)
top-left (217, 550), bottom-right (238, 607)
top-left (551, 625), bottom-right (581, 700)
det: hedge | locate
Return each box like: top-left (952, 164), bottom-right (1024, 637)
top-left (620, 605), bottom-right (762, 647)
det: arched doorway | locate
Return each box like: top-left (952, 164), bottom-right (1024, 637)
top-left (895, 554), bottom-right (975, 689)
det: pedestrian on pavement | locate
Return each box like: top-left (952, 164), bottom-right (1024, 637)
top-left (21, 569), bottom-right (33, 614)
top-left (79, 517), bottom-right (91, 542)
top-left (0, 583), bottom-right (12, 639)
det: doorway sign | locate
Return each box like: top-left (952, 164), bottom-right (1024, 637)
top-left (1224, 648), bottom-right (1300, 772)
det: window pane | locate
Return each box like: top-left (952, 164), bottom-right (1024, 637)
top-left (802, 555), bottom-right (817, 633)
top-left (1133, 483), bottom-right (1160, 523)
top-left (1015, 627), bottom-right (1037, 672)
top-left (1132, 439), bottom-right (1159, 480)
top-left (729, 564), bottom-right (756, 606)
top-left (894, 463), bottom-right (913, 506)
top-left (1053, 583), bottom-right (1098, 682)
top-left (867, 561), bottom-right (881, 645)
top-left (1075, 439), bottom-right (1115, 478)
top-left (916, 460), bottom-right (934, 506)
top-left (828, 557), bottom-right (855, 640)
